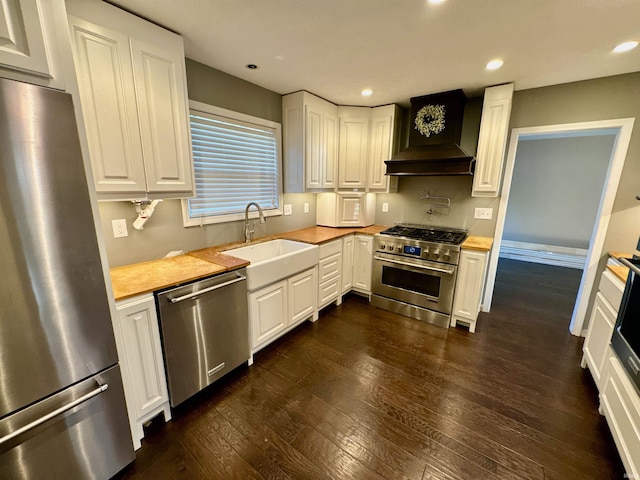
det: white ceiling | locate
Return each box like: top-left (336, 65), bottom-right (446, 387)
top-left (110, 0), bottom-right (640, 107)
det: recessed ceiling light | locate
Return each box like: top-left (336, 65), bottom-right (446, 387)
top-left (246, 64), bottom-right (259, 70)
top-left (428, 0), bottom-right (446, 4)
top-left (361, 89), bottom-right (373, 97)
top-left (485, 59), bottom-right (504, 70)
top-left (613, 41), bottom-right (638, 53)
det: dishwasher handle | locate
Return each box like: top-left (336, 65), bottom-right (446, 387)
top-left (168, 273), bottom-right (246, 304)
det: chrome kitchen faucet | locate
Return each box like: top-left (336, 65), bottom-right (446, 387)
top-left (244, 202), bottom-right (266, 242)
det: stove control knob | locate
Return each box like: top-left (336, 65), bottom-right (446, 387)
top-left (380, 244), bottom-right (386, 250)
top-left (443, 249), bottom-right (451, 259)
top-left (432, 249), bottom-right (440, 258)
top-left (388, 245), bottom-right (395, 252)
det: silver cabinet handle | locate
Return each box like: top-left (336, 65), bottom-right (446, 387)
top-left (628, 357), bottom-right (640, 376)
top-left (0, 384), bottom-right (108, 446)
top-left (169, 274), bottom-right (246, 304)
top-left (373, 255), bottom-right (454, 275)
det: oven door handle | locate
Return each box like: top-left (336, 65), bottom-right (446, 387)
top-left (619, 257), bottom-right (640, 276)
top-left (373, 255), bottom-right (455, 275)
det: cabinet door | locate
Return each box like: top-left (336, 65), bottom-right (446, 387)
top-left (323, 110), bottom-right (338, 188)
top-left (0, 0), bottom-right (50, 78)
top-left (453, 250), bottom-right (488, 321)
top-left (288, 267), bottom-right (317, 326)
top-left (250, 280), bottom-right (287, 349)
top-left (130, 35), bottom-right (193, 194)
top-left (583, 292), bottom-right (617, 390)
top-left (116, 296), bottom-right (169, 419)
top-left (353, 235), bottom-right (373, 292)
top-left (68, 16), bottom-right (147, 194)
top-left (367, 114), bottom-right (393, 191)
top-left (339, 116), bottom-right (369, 189)
top-left (305, 105), bottom-right (324, 189)
top-left (342, 235), bottom-right (354, 293)
top-left (472, 84), bottom-right (514, 197)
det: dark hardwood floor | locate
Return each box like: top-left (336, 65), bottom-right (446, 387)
top-left (116, 258), bottom-right (625, 479)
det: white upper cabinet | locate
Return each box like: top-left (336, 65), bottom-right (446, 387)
top-left (0, 0), bottom-right (69, 89)
top-left (338, 104), bottom-right (400, 192)
top-left (283, 91), bottom-right (400, 193)
top-left (338, 107), bottom-right (369, 189)
top-left (283, 91), bottom-right (338, 192)
top-left (368, 105), bottom-right (400, 193)
top-left (472, 83), bottom-right (514, 197)
top-left (67, 0), bottom-right (193, 200)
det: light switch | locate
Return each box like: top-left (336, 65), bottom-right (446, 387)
top-left (284, 204), bottom-right (292, 215)
top-left (112, 219), bottom-right (128, 238)
top-left (303, 202), bottom-right (309, 213)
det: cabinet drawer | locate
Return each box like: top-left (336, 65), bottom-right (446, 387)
top-left (599, 269), bottom-right (625, 314)
top-left (319, 239), bottom-right (342, 258)
top-left (318, 277), bottom-right (340, 308)
top-left (601, 356), bottom-right (640, 478)
top-left (319, 252), bottom-right (342, 283)
top-left (583, 292), bottom-right (617, 389)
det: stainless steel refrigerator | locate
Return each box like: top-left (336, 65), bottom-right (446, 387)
top-left (0, 78), bottom-right (134, 478)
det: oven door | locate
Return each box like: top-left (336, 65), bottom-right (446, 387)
top-left (372, 252), bottom-right (457, 314)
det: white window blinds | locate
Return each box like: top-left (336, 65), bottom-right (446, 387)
top-left (186, 106), bottom-right (281, 223)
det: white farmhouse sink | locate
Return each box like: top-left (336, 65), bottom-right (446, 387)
top-left (223, 239), bottom-right (318, 291)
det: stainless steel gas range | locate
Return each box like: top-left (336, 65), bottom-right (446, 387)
top-left (371, 224), bottom-right (468, 328)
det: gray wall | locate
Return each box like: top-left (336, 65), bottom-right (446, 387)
top-left (503, 135), bottom-right (616, 249)
top-left (99, 60), bottom-right (315, 267)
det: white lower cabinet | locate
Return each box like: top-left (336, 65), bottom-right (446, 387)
top-left (582, 269), bottom-right (625, 390)
top-left (250, 280), bottom-right (288, 350)
top-left (249, 267), bottom-right (318, 354)
top-left (289, 267), bottom-right (319, 326)
top-left (601, 354), bottom-right (640, 478)
top-left (342, 235), bottom-right (354, 293)
top-left (451, 249), bottom-right (489, 333)
top-left (583, 292), bottom-right (618, 390)
top-left (115, 294), bottom-right (171, 450)
top-left (353, 234), bottom-right (373, 296)
top-left (318, 239), bottom-right (343, 309)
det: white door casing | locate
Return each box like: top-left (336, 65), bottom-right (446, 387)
top-left (483, 118), bottom-right (635, 336)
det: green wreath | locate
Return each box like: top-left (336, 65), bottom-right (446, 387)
top-left (414, 104), bottom-right (446, 138)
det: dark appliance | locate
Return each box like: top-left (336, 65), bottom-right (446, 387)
top-left (0, 78), bottom-right (134, 478)
top-left (371, 224), bottom-right (468, 327)
top-left (611, 257), bottom-right (640, 392)
top-left (385, 89), bottom-right (475, 176)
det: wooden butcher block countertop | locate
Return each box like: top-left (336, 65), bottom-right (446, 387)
top-left (461, 236), bottom-right (493, 252)
top-left (111, 225), bottom-right (388, 301)
top-left (280, 225), bottom-right (388, 244)
top-left (607, 251), bottom-right (633, 283)
top-left (110, 254), bottom-right (247, 301)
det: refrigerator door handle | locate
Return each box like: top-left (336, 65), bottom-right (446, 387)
top-left (0, 384), bottom-right (109, 446)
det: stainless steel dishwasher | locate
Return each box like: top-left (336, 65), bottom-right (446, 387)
top-left (156, 269), bottom-right (249, 407)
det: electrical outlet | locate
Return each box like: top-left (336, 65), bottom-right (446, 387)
top-left (303, 202), bottom-right (309, 214)
top-left (284, 204), bottom-right (292, 215)
top-left (112, 219), bottom-right (128, 238)
top-left (474, 207), bottom-right (493, 220)
top-left (382, 202), bottom-right (389, 213)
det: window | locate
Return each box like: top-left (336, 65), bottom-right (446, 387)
top-left (182, 100), bottom-right (282, 226)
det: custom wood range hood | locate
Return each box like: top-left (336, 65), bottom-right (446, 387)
top-left (385, 89), bottom-right (475, 176)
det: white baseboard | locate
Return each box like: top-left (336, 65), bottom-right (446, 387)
top-left (499, 240), bottom-right (587, 270)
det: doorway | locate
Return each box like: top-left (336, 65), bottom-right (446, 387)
top-left (483, 118), bottom-right (635, 336)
